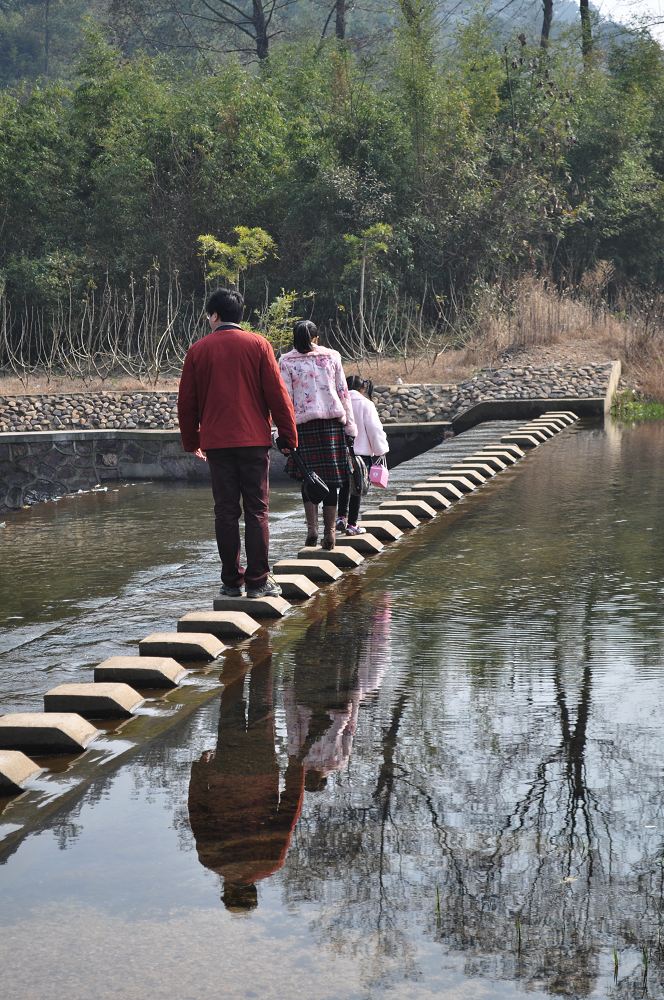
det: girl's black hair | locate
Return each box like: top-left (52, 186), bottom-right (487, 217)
top-left (347, 375), bottom-right (374, 400)
top-left (293, 320), bottom-right (317, 354)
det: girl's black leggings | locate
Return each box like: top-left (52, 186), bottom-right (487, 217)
top-left (337, 455), bottom-right (370, 525)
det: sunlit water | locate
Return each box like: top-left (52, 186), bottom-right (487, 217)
top-left (2, 420), bottom-right (664, 1000)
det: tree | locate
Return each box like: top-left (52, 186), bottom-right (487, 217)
top-left (540, 0), bottom-right (553, 48)
top-left (580, 0), bottom-right (592, 60)
top-left (198, 227), bottom-right (276, 288)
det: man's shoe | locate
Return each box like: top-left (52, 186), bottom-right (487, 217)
top-left (219, 583), bottom-right (245, 597)
top-left (246, 575), bottom-right (282, 599)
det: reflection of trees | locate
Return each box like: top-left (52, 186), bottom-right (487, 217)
top-left (279, 426), bottom-right (664, 997)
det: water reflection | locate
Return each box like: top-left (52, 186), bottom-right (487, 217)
top-left (188, 593), bottom-right (391, 911)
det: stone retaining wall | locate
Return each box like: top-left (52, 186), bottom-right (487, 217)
top-left (0, 385), bottom-right (456, 432)
top-left (0, 364), bottom-right (615, 433)
top-left (450, 363), bottom-right (613, 415)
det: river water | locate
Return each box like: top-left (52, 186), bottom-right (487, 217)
top-left (2, 419), bottom-right (664, 1000)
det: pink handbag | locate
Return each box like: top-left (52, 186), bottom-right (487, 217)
top-left (369, 456), bottom-right (389, 488)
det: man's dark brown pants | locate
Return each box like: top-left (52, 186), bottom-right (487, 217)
top-left (206, 446), bottom-right (270, 590)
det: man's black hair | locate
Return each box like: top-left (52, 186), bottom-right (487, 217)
top-left (206, 288), bottom-right (244, 324)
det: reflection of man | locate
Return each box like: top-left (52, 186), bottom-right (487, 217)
top-left (188, 639), bottom-right (304, 911)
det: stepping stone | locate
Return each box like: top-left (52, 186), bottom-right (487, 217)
top-left (297, 546), bottom-right (364, 569)
top-left (335, 533), bottom-right (384, 555)
top-left (95, 655), bottom-right (187, 688)
top-left (425, 475), bottom-right (477, 494)
top-left (501, 433), bottom-right (541, 449)
top-left (209, 598), bottom-right (288, 620)
top-left (179, 614), bottom-right (261, 640)
top-left (273, 558), bottom-right (341, 583)
top-left (445, 467), bottom-right (488, 484)
top-left (272, 574), bottom-right (319, 600)
top-left (531, 417), bottom-right (567, 431)
top-left (486, 444), bottom-right (525, 459)
top-left (452, 461), bottom-right (497, 477)
top-left (542, 410), bottom-right (577, 424)
top-left (397, 490), bottom-right (452, 510)
top-left (357, 519), bottom-right (403, 541)
top-left (363, 508), bottom-right (420, 530)
top-left (0, 751), bottom-right (42, 794)
top-left (463, 454), bottom-right (507, 472)
top-left (0, 713), bottom-right (98, 755)
top-left (476, 449), bottom-right (519, 465)
top-left (44, 683), bottom-right (144, 719)
top-left (139, 633), bottom-right (224, 662)
top-left (414, 480), bottom-right (464, 500)
top-left (516, 425), bottom-right (550, 440)
top-left (378, 499), bottom-right (436, 519)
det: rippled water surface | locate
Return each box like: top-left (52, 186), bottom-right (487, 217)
top-left (2, 420), bottom-right (664, 1000)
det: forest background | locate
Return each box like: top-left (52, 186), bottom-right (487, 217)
top-left (1, 0), bottom-right (664, 393)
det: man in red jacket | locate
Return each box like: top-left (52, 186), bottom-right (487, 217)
top-left (178, 288), bottom-right (297, 599)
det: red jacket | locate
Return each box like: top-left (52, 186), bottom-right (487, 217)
top-left (177, 324), bottom-right (297, 452)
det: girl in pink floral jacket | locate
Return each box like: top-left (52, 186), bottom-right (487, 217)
top-left (279, 322), bottom-right (357, 549)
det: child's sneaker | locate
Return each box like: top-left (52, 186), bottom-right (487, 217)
top-left (336, 516), bottom-right (347, 531)
top-left (345, 524), bottom-right (366, 535)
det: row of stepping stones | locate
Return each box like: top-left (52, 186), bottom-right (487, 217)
top-left (0, 412), bottom-right (578, 795)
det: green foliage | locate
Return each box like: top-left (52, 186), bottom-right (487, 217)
top-left (2, 13), bottom-right (664, 360)
top-left (198, 227), bottom-right (276, 288)
top-left (611, 389), bottom-right (664, 422)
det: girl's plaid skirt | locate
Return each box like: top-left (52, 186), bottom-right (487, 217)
top-left (286, 419), bottom-right (350, 487)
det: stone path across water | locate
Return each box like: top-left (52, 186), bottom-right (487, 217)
top-left (0, 414), bottom-right (576, 825)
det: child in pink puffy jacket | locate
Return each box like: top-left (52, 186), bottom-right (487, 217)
top-left (337, 376), bottom-right (389, 535)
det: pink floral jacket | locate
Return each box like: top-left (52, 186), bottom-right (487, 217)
top-left (279, 345), bottom-right (358, 437)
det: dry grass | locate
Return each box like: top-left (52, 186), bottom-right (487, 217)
top-left (461, 270), bottom-right (664, 399)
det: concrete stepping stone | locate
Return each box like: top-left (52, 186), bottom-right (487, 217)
top-left (363, 508), bottom-right (420, 530)
top-left (297, 545), bottom-right (364, 569)
top-left (0, 713), bottom-right (98, 754)
top-left (273, 558), bottom-right (341, 583)
top-left (465, 454), bottom-right (508, 471)
top-left (445, 467), bottom-right (488, 484)
top-left (378, 499), bottom-right (436, 519)
top-left (542, 410), bottom-right (577, 424)
top-left (0, 751), bottom-right (42, 794)
top-left (357, 520), bottom-right (403, 541)
top-left (452, 461), bottom-right (497, 478)
top-left (501, 433), bottom-right (541, 449)
top-left (531, 417), bottom-right (567, 431)
top-left (335, 533), bottom-right (384, 555)
top-left (486, 443), bottom-right (525, 459)
top-left (210, 597), bottom-right (288, 620)
top-left (414, 480), bottom-right (464, 500)
top-left (425, 475), bottom-right (477, 494)
top-left (397, 490), bottom-right (452, 510)
top-left (521, 423), bottom-right (555, 438)
top-left (179, 613), bottom-right (261, 639)
top-left (138, 633), bottom-right (224, 662)
top-left (44, 682), bottom-right (144, 719)
top-left (96, 654), bottom-right (187, 687)
top-left (476, 449), bottom-right (519, 465)
top-left (272, 574), bottom-right (319, 599)
top-left (516, 425), bottom-right (550, 441)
